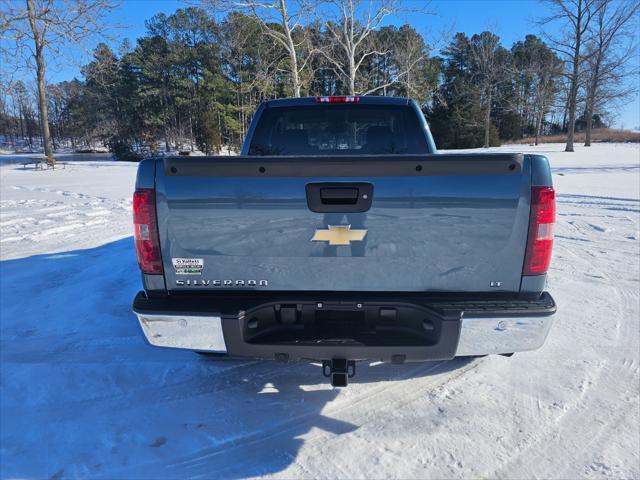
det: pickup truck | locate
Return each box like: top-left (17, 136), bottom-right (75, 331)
top-left (132, 96), bottom-right (556, 386)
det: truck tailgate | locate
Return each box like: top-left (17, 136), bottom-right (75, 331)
top-left (155, 154), bottom-right (531, 293)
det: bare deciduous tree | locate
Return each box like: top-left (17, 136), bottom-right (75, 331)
top-left (531, 55), bottom-right (564, 145)
top-left (583, 0), bottom-right (639, 146)
top-left (539, 0), bottom-right (604, 152)
top-left (205, 0), bottom-right (315, 97)
top-left (392, 25), bottom-right (437, 101)
top-left (1, 0), bottom-right (116, 164)
top-left (319, 0), bottom-right (405, 95)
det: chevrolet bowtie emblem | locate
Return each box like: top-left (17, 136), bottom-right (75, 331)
top-left (311, 225), bottom-right (367, 246)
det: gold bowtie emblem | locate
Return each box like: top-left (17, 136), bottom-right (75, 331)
top-left (311, 225), bottom-right (367, 246)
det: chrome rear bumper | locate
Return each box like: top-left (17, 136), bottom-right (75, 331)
top-left (134, 306), bottom-right (554, 357)
top-left (137, 313), bottom-right (227, 353)
top-left (456, 314), bottom-right (553, 356)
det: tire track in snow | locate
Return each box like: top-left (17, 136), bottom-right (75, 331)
top-left (493, 205), bottom-right (638, 478)
top-left (108, 359), bottom-right (480, 479)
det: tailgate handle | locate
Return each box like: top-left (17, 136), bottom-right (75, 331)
top-left (320, 187), bottom-right (359, 205)
top-left (306, 183), bottom-right (373, 213)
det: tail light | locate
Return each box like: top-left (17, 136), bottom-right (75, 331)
top-left (133, 188), bottom-right (163, 274)
top-left (316, 96), bottom-right (360, 103)
top-left (523, 186), bottom-right (555, 275)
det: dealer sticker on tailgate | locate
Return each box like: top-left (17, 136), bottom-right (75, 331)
top-left (172, 258), bottom-right (204, 275)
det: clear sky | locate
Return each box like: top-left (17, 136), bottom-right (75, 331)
top-left (42, 0), bottom-right (640, 129)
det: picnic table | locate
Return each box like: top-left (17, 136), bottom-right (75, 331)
top-left (21, 159), bottom-right (66, 170)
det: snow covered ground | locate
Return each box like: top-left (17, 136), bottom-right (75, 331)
top-left (1, 143), bottom-right (639, 479)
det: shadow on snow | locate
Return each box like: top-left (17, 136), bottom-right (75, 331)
top-left (0, 238), bottom-right (472, 479)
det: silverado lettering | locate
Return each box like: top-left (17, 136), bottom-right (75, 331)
top-left (175, 279), bottom-right (269, 287)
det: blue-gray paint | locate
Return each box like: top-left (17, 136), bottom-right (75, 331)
top-left (142, 273), bottom-right (166, 292)
top-left (135, 158), bottom-right (155, 189)
top-left (527, 154), bottom-right (553, 186)
top-left (520, 274), bottom-right (547, 294)
top-left (155, 167), bottom-right (532, 292)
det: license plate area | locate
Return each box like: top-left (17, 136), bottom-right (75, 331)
top-left (242, 301), bottom-right (447, 347)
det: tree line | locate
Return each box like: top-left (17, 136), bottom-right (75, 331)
top-left (1, 0), bottom-right (637, 162)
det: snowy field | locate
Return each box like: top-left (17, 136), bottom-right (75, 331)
top-left (1, 143), bottom-right (639, 479)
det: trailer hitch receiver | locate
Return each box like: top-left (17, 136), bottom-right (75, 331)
top-left (322, 359), bottom-right (356, 387)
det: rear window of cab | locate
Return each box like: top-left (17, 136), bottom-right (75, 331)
top-left (248, 104), bottom-right (429, 156)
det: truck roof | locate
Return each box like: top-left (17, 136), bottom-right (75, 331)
top-left (262, 96), bottom-right (412, 108)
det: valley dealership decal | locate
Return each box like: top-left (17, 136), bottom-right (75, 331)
top-left (172, 258), bottom-right (203, 275)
